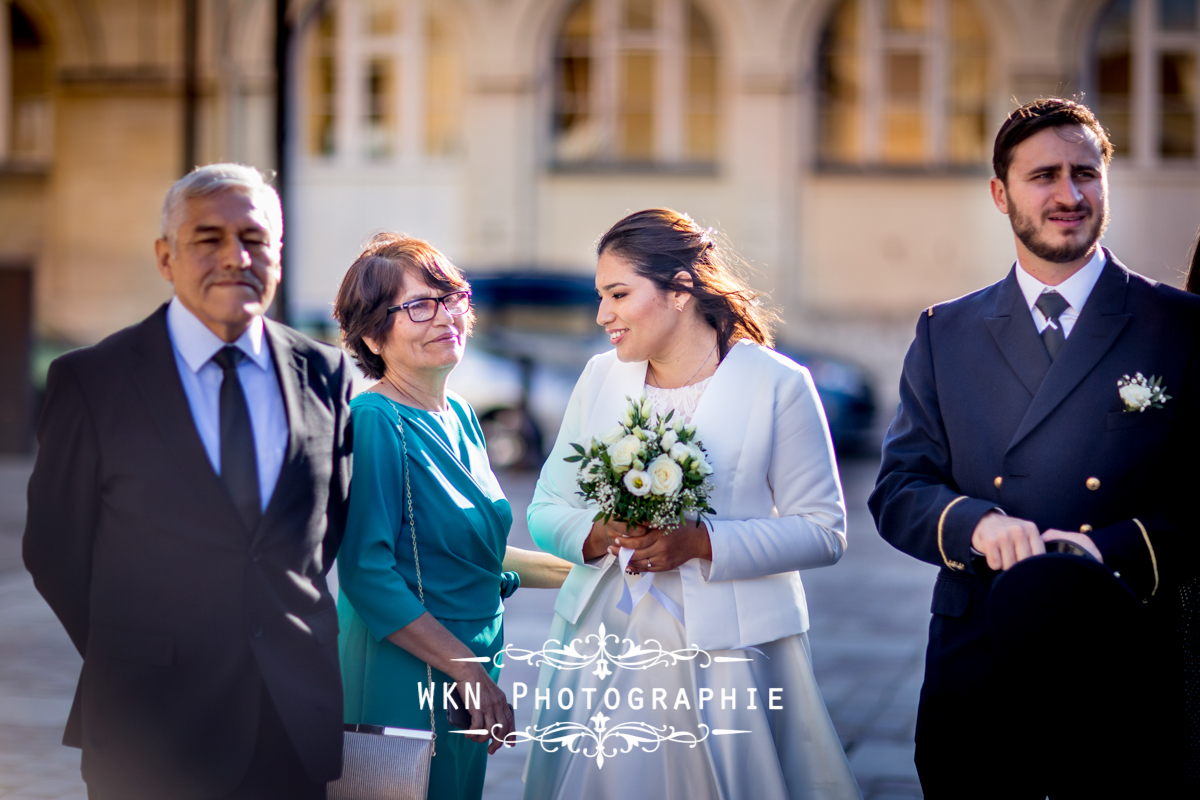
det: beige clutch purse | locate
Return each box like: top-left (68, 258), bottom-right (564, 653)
top-left (328, 724), bottom-right (433, 800)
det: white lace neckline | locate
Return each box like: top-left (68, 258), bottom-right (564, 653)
top-left (643, 375), bottom-right (713, 425)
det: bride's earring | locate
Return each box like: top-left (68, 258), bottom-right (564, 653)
top-left (676, 302), bottom-right (684, 312)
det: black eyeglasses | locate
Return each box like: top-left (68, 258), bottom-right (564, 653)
top-left (387, 290), bottom-right (472, 323)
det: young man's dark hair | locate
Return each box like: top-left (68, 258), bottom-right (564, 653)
top-left (992, 97), bottom-right (1115, 183)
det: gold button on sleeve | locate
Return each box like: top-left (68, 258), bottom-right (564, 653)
top-left (1080, 524), bottom-right (1093, 533)
top-left (1086, 477), bottom-right (1100, 491)
top-left (993, 476), bottom-right (1003, 489)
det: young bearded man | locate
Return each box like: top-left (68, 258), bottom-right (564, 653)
top-left (871, 98), bottom-right (1200, 798)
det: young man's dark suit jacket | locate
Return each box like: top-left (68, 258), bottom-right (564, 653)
top-left (869, 253), bottom-right (1200, 795)
top-left (23, 303), bottom-right (354, 799)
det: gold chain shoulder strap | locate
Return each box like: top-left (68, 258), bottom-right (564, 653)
top-left (387, 399), bottom-right (437, 753)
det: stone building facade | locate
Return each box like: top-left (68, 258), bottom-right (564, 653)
top-left (3, 0), bottom-right (1199, 449)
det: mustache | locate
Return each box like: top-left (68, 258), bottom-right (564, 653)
top-left (204, 271), bottom-right (266, 292)
top-left (1044, 200), bottom-right (1091, 215)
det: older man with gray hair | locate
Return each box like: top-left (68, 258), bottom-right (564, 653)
top-left (24, 164), bottom-right (354, 799)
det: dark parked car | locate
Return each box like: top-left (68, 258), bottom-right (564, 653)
top-left (450, 272), bottom-right (876, 466)
top-left (450, 273), bottom-right (607, 468)
top-left (775, 345), bottom-right (877, 454)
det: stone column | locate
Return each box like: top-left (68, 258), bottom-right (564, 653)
top-left (460, 73), bottom-right (538, 267)
top-left (0, 0), bottom-right (10, 160)
top-left (725, 71), bottom-right (800, 314)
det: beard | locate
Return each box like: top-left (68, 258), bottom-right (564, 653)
top-left (1009, 201), bottom-right (1109, 264)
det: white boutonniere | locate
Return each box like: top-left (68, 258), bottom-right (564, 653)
top-left (1117, 372), bottom-right (1171, 413)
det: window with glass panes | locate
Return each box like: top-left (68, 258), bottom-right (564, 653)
top-left (551, 0), bottom-right (719, 165)
top-left (303, 0), bottom-right (462, 161)
top-left (3, 2), bottom-right (52, 163)
top-left (817, 0), bottom-right (990, 167)
top-left (1095, 0), bottom-right (1200, 163)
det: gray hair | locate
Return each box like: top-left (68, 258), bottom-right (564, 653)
top-left (160, 163), bottom-right (283, 245)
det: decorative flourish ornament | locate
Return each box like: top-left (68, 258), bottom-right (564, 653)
top-left (498, 622), bottom-right (713, 673)
top-left (493, 719), bottom-right (728, 768)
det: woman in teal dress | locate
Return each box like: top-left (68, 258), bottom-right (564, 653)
top-left (332, 232), bottom-right (570, 799)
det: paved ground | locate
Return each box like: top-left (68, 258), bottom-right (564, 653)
top-left (0, 454), bottom-right (934, 799)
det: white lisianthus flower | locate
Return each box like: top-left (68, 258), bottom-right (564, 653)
top-left (623, 469), bottom-right (652, 497)
top-left (640, 397), bottom-right (652, 418)
top-left (599, 425), bottom-right (625, 446)
top-left (647, 455), bottom-right (684, 496)
top-left (1119, 382), bottom-right (1153, 412)
top-left (660, 429), bottom-right (678, 450)
top-left (608, 434), bottom-right (642, 471)
top-left (673, 419), bottom-right (685, 433)
top-left (622, 408), bottom-right (634, 427)
top-left (669, 442), bottom-right (691, 463)
top-left (687, 443), bottom-right (714, 475)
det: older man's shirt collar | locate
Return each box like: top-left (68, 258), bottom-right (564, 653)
top-left (167, 297), bottom-right (269, 373)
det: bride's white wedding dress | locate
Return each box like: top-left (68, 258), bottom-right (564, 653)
top-left (521, 377), bottom-right (860, 800)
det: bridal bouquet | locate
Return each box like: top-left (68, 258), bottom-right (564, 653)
top-left (565, 395), bottom-right (716, 530)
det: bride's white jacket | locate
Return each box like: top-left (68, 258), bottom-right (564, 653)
top-left (528, 339), bottom-right (848, 651)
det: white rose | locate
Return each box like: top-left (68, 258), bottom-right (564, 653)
top-left (1119, 383), bottom-right (1153, 411)
top-left (608, 434), bottom-right (642, 471)
top-left (647, 455), bottom-right (684, 496)
top-left (579, 459), bottom-right (605, 481)
top-left (599, 425), bottom-right (625, 446)
top-left (669, 442), bottom-right (691, 463)
top-left (623, 469), bottom-right (652, 497)
top-left (687, 443), bottom-right (713, 475)
top-left (660, 429), bottom-right (678, 450)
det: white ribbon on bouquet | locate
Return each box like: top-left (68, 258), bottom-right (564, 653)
top-left (615, 546), bottom-right (686, 626)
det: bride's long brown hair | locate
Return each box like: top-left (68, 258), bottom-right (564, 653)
top-left (597, 209), bottom-right (779, 358)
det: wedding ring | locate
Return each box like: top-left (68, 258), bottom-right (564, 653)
top-left (647, 561), bottom-right (652, 569)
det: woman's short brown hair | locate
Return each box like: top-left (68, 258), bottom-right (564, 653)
top-left (333, 232), bottom-right (474, 380)
top-left (597, 209), bottom-right (779, 358)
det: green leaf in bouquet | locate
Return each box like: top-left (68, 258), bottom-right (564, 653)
top-left (564, 455), bottom-right (584, 463)
top-left (570, 441), bottom-right (586, 455)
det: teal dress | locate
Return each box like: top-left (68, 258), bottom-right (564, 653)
top-left (337, 391), bottom-right (515, 800)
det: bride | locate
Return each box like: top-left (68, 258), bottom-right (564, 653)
top-left (521, 209), bottom-right (861, 799)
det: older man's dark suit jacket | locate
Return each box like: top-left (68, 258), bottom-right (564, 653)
top-left (869, 253), bottom-right (1200, 792)
top-left (23, 303), bottom-right (354, 799)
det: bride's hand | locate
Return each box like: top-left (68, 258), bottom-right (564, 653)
top-left (582, 518), bottom-right (645, 560)
top-left (614, 520), bottom-right (712, 572)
